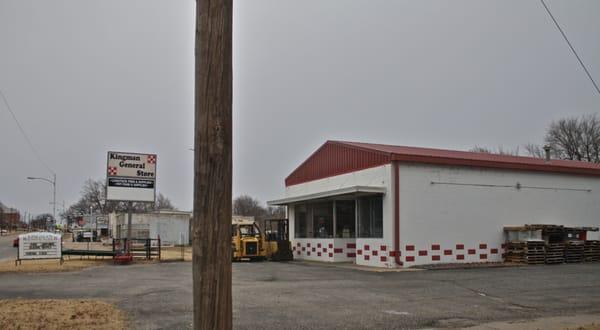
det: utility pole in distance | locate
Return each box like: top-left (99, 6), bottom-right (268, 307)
top-left (193, 0), bottom-right (232, 329)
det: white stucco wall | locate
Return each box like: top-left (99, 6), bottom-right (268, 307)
top-left (285, 165), bottom-right (394, 266)
top-left (399, 163), bottom-right (600, 267)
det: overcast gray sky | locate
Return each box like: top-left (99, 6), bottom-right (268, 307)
top-left (1, 0), bottom-right (599, 217)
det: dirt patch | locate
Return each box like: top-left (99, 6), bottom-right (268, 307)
top-left (0, 259), bottom-right (109, 273)
top-left (570, 324), bottom-right (600, 330)
top-left (0, 299), bottom-right (127, 329)
top-left (160, 246), bottom-right (192, 262)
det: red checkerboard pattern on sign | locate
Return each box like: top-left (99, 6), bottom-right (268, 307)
top-left (147, 155), bottom-right (156, 164)
top-left (108, 166), bottom-right (118, 176)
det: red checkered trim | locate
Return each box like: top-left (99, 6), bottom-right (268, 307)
top-left (380, 245), bottom-right (387, 251)
top-left (456, 244), bottom-right (464, 250)
top-left (317, 243), bottom-right (321, 248)
top-left (108, 166), bottom-right (118, 176)
top-left (357, 250), bottom-right (362, 255)
top-left (444, 249), bottom-right (452, 255)
top-left (389, 251), bottom-right (401, 257)
top-left (307, 243), bottom-right (311, 247)
top-left (317, 252), bottom-right (322, 257)
top-left (334, 248), bottom-right (343, 254)
top-left (302, 247), bottom-right (306, 251)
top-left (479, 244), bottom-right (487, 249)
top-left (328, 243), bottom-right (333, 249)
top-left (328, 253), bottom-right (333, 258)
top-left (312, 248), bottom-right (316, 252)
top-left (364, 255), bottom-right (370, 261)
top-left (480, 254), bottom-right (487, 260)
top-left (432, 244), bottom-right (440, 250)
top-left (490, 248), bottom-right (498, 254)
top-left (347, 253), bottom-right (356, 258)
top-left (372, 250), bottom-right (378, 256)
top-left (307, 251), bottom-right (311, 256)
top-left (457, 255), bottom-right (465, 260)
top-left (468, 249), bottom-right (476, 255)
top-left (347, 243), bottom-right (356, 249)
top-left (322, 248), bottom-right (327, 253)
top-left (380, 256), bottom-right (387, 262)
top-left (432, 255), bottom-right (440, 261)
top-left (147, 154), bottom-right (156, 164)
top-left (418, 250), bottom-right (428, 256)
top-left (406, 256), bottom-right (415, 262)
top-left (364, 245), bottom-right (370, 251)
top-left (406, 245), bottom-right (415, 251)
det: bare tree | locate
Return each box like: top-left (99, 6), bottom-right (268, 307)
top-left (155, 193), bottom-right (175, 210)
top-left (232, 195), bottom-right (265, 218)
top-left (470, 145), bottom-right (520, 156)
top-left (524, 143), bottom-right (546, 159)
top-left (63, 180), bottom-right (177, 225)
top-left (527, 114), bottom-right (600, 162)
top-left (31, 213), bottom-right (53, 230)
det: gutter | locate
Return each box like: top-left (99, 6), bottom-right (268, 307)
top-left (393, 161), bottom-right (402, 266)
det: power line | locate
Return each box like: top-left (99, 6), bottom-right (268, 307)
top-left (0, 88), bottom-right (55, 175)
top-left (540, 0), bottom-right (600, 96)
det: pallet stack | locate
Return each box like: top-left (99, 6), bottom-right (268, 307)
top-left (504, 242), bottom-right (525, 263)
top-left (545, 243), bottom-right (565, 264)
top-left (565, 240), bottom-right (585, 263)
top-left (524, 240), bottom-right (546, 264)
top-left (504, 241), bottom-right (546, 264)
top-left (584, 240), bottom-right (600, 262)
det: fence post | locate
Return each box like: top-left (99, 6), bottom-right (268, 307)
top-left (158, 236), bottom-right (161, 260)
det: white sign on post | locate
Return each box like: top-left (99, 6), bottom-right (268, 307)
top-left (18, 232), bottom-right (62, 260)
top-left (106, 151), bottom-right (157, 202)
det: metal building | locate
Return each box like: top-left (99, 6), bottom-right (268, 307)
top-left (268, 141), bottom-right (600, 268)
top-left (113, 210), bottom-right (191, 246)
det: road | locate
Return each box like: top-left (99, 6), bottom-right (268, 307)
top-left (0, 261), bottom-right (599, 329)
top-left (0, 233), bottom-right (17, 261)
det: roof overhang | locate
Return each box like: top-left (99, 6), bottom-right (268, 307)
top-left (267, 186), bottom-right (386, 206)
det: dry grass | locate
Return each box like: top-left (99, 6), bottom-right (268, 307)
top-left (0, 259), bottom-right (109, 273)
top-left (571, 324), bottom-right (600, 330)
top-left (160, 246), bottom-right (192, 261)
top-left (0, 299), bottom-right (127, 330)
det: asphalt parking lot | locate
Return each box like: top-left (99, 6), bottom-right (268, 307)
top-left (0, 234), bottom-right (17, 261)
top-left (0, 261), bottom-right (599, 329)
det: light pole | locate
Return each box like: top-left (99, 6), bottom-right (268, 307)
top-left (27, 174), bottom-right (56, 228)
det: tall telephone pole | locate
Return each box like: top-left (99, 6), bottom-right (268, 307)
top-left (193, 0), bottom-right (233, 329)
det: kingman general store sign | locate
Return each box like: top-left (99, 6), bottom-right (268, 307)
top-left (106, 151), bottom-right (157, 202)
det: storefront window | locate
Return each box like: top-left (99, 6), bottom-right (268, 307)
top-left (294, 205), bottom-right (309, 238)
top-left (312, 202), bottom-right (333, 238)
top-left (335, 200), bottom-right (355, 238)
top-left (358, 196), bottom-right (383, 238)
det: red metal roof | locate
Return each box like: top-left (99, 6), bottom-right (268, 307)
top-left (285, 140), bottom-right (600, 186)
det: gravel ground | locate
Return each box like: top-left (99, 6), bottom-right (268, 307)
top-left (0, 261), bottom-right (598, 329)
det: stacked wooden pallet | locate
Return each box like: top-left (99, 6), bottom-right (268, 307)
top-left (584, 240), bottom-right (600, 262)
top-left (524, 240), bottom-right (546, 264)
top-left (504, 241), bottom-right (546, 264)
top-left (545, 243), bottom-right (565, 264)
top-left (565, 240), bottom-right (585, 263)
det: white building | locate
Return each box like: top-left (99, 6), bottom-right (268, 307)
top-left (268, 141), bottom-right (600, 268)
top-left (113, 210), bottom-right (191, 246)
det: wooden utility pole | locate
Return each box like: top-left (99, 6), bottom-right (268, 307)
top-left (193, 0), bottom-right (233, 329)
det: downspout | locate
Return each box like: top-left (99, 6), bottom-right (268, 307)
top-left (393, 161), bottom-right (402, 266)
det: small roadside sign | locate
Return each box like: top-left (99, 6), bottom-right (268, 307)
top-left (18, 232), bottom-right (62, 261)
